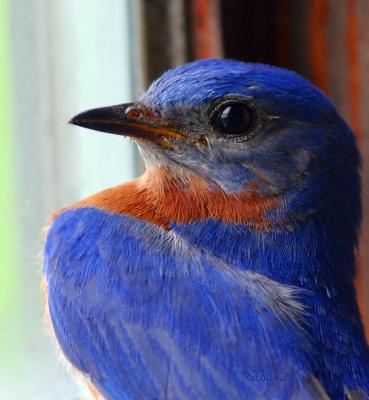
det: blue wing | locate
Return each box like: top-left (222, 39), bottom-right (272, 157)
top-left (44, 207), bottom-right (333, 400)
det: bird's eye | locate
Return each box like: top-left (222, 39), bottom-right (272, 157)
top-left (212, 102), bottom-right (253, 137)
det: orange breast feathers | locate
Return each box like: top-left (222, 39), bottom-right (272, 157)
top-left (62, 168), bottom-right (278, 229)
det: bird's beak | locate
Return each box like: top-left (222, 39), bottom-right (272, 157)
top-left (69, 103), bottom-right (186, 145)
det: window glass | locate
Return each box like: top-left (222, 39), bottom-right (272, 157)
top-left (0, 1), bottom-right (140, 398)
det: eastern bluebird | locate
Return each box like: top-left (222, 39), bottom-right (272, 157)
top-left (43, 59), bottom-right (369, 399)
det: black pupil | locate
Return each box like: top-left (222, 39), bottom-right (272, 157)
top-left (218, 104), bottom-right (251, 135)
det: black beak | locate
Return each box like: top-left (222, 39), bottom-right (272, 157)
top-left (69, 103), bottom-right (186, 142)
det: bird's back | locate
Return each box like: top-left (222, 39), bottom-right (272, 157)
top-left (44, 208), bottom-right (309, 399)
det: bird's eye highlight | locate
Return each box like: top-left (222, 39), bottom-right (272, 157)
top-left (212, 102), bottom-right (253, 137)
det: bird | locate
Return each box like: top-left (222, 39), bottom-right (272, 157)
top-left (42, 58), bottom-right (369, 400)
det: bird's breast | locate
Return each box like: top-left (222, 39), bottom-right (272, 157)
top-left (57, 168), bottom-right (279, 230)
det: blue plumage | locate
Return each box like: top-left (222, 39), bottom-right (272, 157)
top-left (44, 59), bottom-right (369, 399)
top-left (45, 208), bottom-right (312, 399)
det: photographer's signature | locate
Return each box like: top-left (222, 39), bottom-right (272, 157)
top-left (246, 370), bottom-right (288, 383)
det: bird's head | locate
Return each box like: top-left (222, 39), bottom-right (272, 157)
top-left (71, 59), bottom-right (360, 231)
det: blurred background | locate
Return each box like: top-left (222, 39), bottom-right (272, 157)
top-left (1, 0), bottom-right (369, 398)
